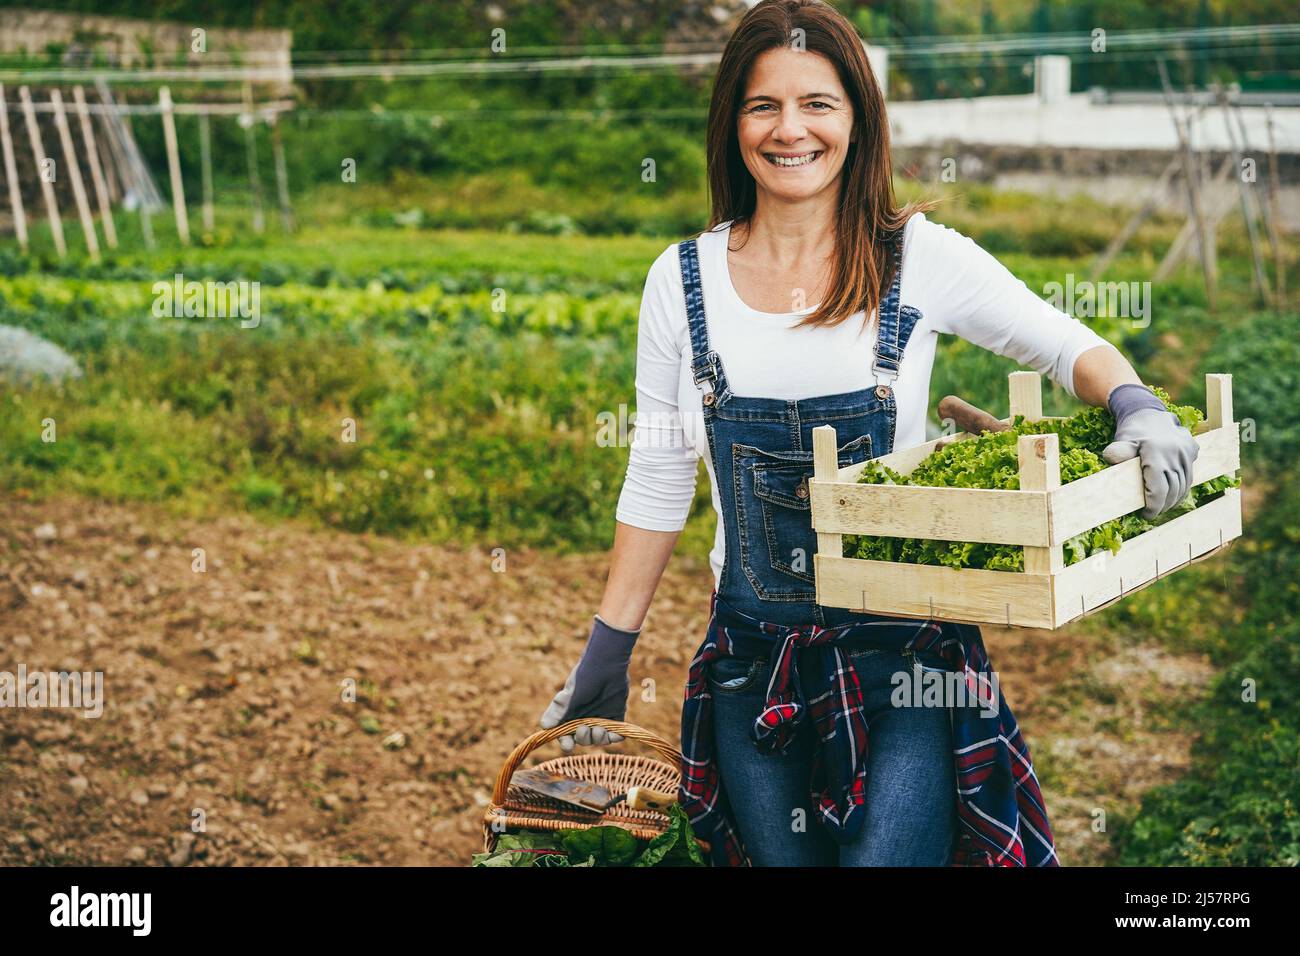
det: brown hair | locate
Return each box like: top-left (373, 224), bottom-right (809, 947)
top-left (705, 0), bottom-right (937, 330)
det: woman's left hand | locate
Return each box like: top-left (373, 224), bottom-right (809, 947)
top-left (1101, 385), bottom-right (1200, 519)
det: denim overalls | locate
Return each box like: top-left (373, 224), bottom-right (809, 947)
top-left (680, 231), bottom-right (921, 628)
top-left (674, 231), bottom-right (1057, 867)
top-left (677, 230), bottom-right (955, 864)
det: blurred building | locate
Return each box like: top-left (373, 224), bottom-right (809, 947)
top-left (0, 7), bottom-right (292, 93)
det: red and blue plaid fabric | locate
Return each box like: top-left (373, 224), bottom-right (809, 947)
top-left (679, 589), bottom-right (1059, 867)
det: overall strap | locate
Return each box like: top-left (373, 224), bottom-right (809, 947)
top-left (871, 231), bottom-right (922, 386)
top-left (677, 238), bottom-right (723, 400)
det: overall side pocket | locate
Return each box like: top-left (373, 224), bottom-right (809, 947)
top-left (733, 434), bottom-right (873, 600)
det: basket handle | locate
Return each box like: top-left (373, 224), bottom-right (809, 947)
top-left (490, 718), bottom-right (684, 806)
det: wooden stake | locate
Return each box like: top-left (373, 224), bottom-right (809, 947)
top-left (242, 83), bottom-right (265, 234)
top-left (50, 90), bottom-right (100, 262)
top-left (1229, 95), bottom-right (1278, 281)
top-left (18, 85), bottom-right (66, 257)
top-left (1155, 156), bottom-right (1236, 281)
top-left (1157, 61), bottom-right (1215, 311)
top-left (95, 83), bottom-right (155, 249)
top-left (1090, 100), bottom-right (1214, 282)
top-left (1090, 155), bottom-right (1179, 281)
top-left (94, 107), bottom-right (122, 201)
top-left (72, 86), bottom-right (117, 249)
top-left (96, 107), bottom-right (122, 202)
top-left (198, 112), bottom-right (214, 233)
top-left (158, 86), bottom-right (189, 244)
top-left (0, 83), bottom-right (28, 252)
top-left (1213, 84), bottom-right (1269, 304)
top-left (270, 115), bottom-right (294, 232)
top-left (1264, 103), bottom-right (1286, 308)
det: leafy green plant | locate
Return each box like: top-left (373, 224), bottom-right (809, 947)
top-left (1111, 472), bottom-right (1300, 867)
top-left (843, 387), bottom-right (1241, 571)
top-left (471, 804), bottom-right (707, 867)
top-left (1188, 310), bottom-right (1300, 479)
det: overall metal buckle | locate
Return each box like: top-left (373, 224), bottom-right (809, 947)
top-left (872, 369), bottom-right (898, 401)
top-left (698, 351), bottom-right (721, 406)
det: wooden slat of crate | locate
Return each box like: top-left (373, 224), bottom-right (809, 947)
top-left (809, 481), bottom-right (1051, 545)
top-left (1047, 422), bottom-right (1240, 543)
top-left (813, 372), bottom-right (1241, 629)
top-left (815, 553), bottom-right (1056, 628)
top-left (816, 488), bottom-right (1240, 628)
top-left (1051, 487), bottom-right (1242, 627)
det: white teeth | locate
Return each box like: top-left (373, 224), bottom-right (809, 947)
top-left (767, 151), bottom-right (820, 167)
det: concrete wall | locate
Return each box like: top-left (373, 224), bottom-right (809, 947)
top-left (888, 92), bottom-right (1300, 155)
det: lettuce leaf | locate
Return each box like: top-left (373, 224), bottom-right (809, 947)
top-left (634, 804), bottom-right (707, 867)
top-left (843, 385), bottom-right (1241, 571)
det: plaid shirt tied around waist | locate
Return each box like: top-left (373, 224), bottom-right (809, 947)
top-left (678, 590), bottom-right (1059, 868)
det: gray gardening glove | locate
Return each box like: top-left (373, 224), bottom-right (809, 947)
top-left (1101, 383), bottom-right (1199, 519)
top-left (539, 614), bottom-right (641, 753)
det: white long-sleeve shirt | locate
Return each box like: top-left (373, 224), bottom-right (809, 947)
top-left (614, 211), bottom-right (1115, 590)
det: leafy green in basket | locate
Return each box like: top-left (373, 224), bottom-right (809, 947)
top-left (470, 804), bottom-right (708, 867)
top-left (471, 831), bottom-right (571, 867)
top-left (634, 801), bottom-right (708, 867)
top-left (558, 820), bottom-right (641, 865)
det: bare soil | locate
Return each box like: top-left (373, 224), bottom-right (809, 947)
top-left (0, 494), bottom-right (1218, 866)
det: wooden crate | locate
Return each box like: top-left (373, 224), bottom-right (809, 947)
top-left (810, 371), bottom-right (1242, 629)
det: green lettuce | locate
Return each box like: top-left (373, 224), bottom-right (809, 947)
top-left (843, 386), bottom-right (1241, 571)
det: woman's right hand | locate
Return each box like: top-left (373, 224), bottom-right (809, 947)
top-left (538, 614), bottom-right (641, 753)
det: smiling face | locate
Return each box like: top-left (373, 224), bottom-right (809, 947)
top-left (736, 46), bottom-right (856, 205)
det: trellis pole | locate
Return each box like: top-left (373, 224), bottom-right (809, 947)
top-left (18, 85), bottom-right (66, 258)
top-left (159, 86), bottom-right (189, 244)
top-left (0, 84), bottom-right (27, 252)
top-left (50, 89), bottom-right (100, 261)
top-left (1263, 104), bottom-right (1286, 308)
top-left (270, 114), bottom-right (293, 232)
top-left (242, 83), bottom-right (265, 234)
top-left (198, 112), bottom-right (215, 233)
top-left (94, 83), bottom-right (153, 248)
top-left (1157, 61), bottom-right (1214, 311)
top-left (97, 107), bottom-right (122, 202)
top-left (72, 85), bottom-right (117, 249)
top-left (1213, 82), bottom-right (1269, 304)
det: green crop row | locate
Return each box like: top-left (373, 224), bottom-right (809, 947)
top-left (0, 222), bottom-right (668, 297)
top-left (0, 273), bottom-right (641, 347)
top-left (1103, 308), bottom-right (1300, 867)
top-left (1110, 473), bottom-right (1300, 866)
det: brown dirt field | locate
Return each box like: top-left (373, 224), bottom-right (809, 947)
top-left (0, 494), bottom-right (1221, 866)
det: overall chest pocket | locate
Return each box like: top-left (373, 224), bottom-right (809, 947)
top-left (733, 432), bottom-right (874, 602)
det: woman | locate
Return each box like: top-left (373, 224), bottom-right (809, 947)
top-left (540, 0), bottom-right (1198, 867)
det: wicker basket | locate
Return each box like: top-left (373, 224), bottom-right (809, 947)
top-left (481, 717), bottom-right (711, 858)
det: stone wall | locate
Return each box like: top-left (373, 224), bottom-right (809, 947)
top-left (0, 8), bottom-right (292, 90)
